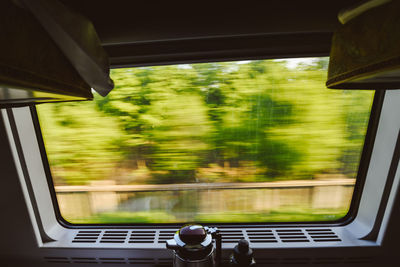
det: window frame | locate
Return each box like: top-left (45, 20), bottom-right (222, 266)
top-left (30, 76), bottom-right (384, 228)
top-left (3, 87), bottom-right (400, 266)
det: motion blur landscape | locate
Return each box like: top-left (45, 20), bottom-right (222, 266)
top-left (37, 58), bottom-right (374, 224)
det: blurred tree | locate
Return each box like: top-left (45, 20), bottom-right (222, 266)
top-left (97, 66), bottom-right (211, 183)
top-left (37, 58), bottom-right (373, 185)
top-left (37, 101), bottom-right (124, 185)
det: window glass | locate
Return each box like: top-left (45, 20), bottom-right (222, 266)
top-left (37, 58), bottom-right (374, 224)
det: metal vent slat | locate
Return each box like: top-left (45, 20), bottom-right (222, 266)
top-left (157, 230), bottom-right (177, 243)
top-left (220, 230), bottom-right (244, 243)
top-left (44, 257), bottom-right (71, 264)
top-left (246, 229), bottom-right (278, 243)
top-left (130, 231), bottom-right (156, 244)
top-left (306, 229), bottom-right (341, 242)
top-left (99, 231), bottom-right (128, 243)
top-left (71, 228), bottom-right (342, 245)
top-left (344, 257), bottom-right (373, 263)
top-left (70, 257), bottom-right (98, 264)
top-left (44, 256), bottom-right (372, 265)
top-left (276, 229), bottom-right (309, 243)
top-left (72, 231), bottom-right (100, 243)
top-left (255, 256), bottom-right (373, 265)
top-left (99, 257), bottom-right (126, 264)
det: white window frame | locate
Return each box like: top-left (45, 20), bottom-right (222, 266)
top-left (1, 89), bottom-right (400, 265)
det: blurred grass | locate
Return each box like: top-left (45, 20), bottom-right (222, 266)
top-left (64, 208), bottom-right (347, 224)
top-left (67, 211), bottom-right (177, 224)
top-left (195, 208), bottom-right (347, 223)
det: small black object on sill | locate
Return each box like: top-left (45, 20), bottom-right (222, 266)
top-left (230, 239), bottom-right (256, 267)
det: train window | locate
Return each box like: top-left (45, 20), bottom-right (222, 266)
top-left (36, 57), bottom-right (374, 224)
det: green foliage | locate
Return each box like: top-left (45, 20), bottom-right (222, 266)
top-left (37, 58), bottom-right (374, 185)
top-left (37, 101), bottom-right (124, 185)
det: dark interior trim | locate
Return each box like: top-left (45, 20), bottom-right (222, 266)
top-left (106, 32), bottom-right (332, 68)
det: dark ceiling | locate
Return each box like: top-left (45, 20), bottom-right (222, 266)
top-left (60, 0), bottom-right (363, 66)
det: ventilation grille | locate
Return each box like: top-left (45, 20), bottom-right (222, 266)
top-left (71, 228), bottom-right (341, 245)
top-left (130, 230), bottom-right (156, 243)
top-left (157, 229), bottom-right (177, 243)
top-left (44, 257), bottom-right (70, 264)
top-left (44, 257), bottom-right (173, 265)
top-left (72, 231), bottom-right (100, 243)
top-left (44, 256), bottom-right (372, 265)
top-left (257, 256), bottom-right (373, 265)
top-left (306, 228), bottom-right (342, 242)
top-left (155, 229), bottom-right (246, 244)
top-left (276, 229), bottom-right (309, 243)
top-left (247, 229), bottom-right (277, 243)
top-left (100, 231), bottom-right (128, 243)
top-left (68, 257), bottom-right (98, 264)
top-left (220, 229), bottom-right (245, 243)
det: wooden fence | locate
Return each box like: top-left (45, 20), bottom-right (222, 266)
top-left (55, 179), bottom-right (355, 220)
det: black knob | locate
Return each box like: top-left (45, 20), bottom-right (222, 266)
top-left (179, 225), bottom-right (207, 245)
top-left (238, 239), bottom-right (249, 254)
top-left (231, 239), bottom-right (256, 266)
